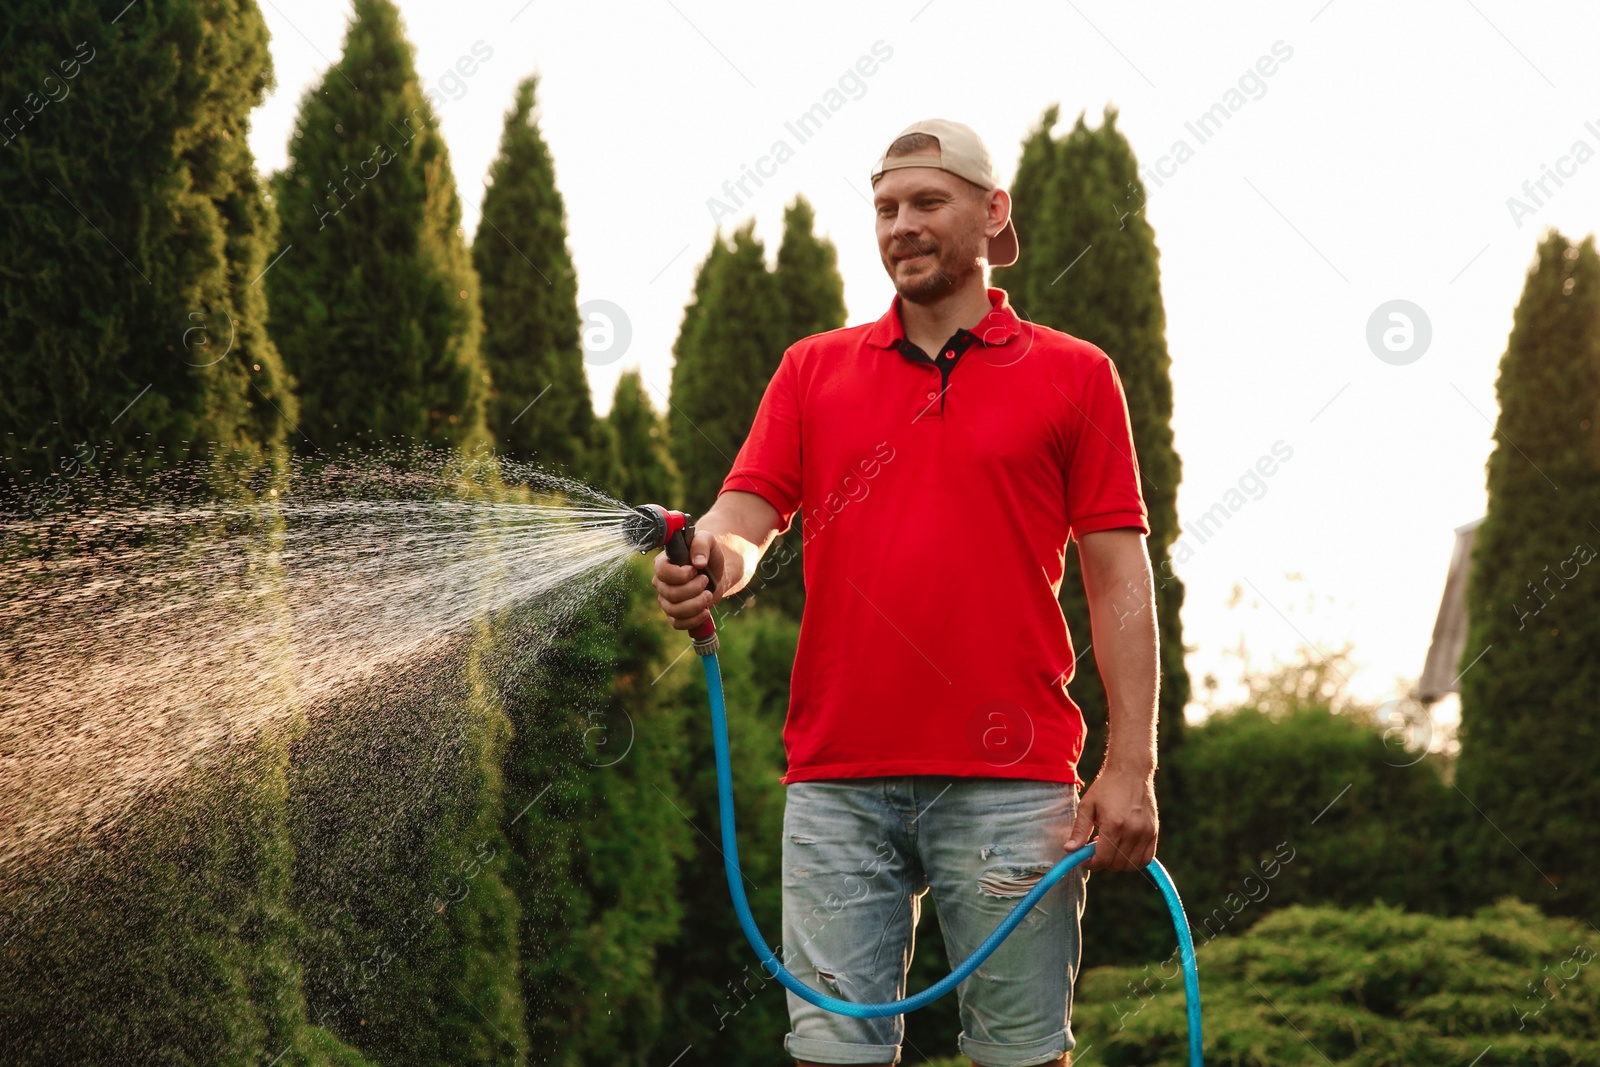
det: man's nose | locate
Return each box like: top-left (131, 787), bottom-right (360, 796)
top-left (888, 211), bottom-right (921, 239)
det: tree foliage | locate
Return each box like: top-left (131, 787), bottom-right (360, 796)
top-left (749, 197), bottom-right (847, 618)
top-left (1066, 900), bottom-right (1600, 1066)
top-left (775, 195), bottom-right (846, 347)
top-left (269, 7), bottom-right (523, 1059)
top-left (266, 0), bottom-right (487, 453)
top-left (1456, 230), bottom-right (1600, 921)
top-left (472, 74), bottom-right (597, 479)
top-left (607, 368), bottom-right (681, 508)
top-left (668, 221), bottom-right (789, 519)
top-left (992, 104), bottom-right (1192, 969)
top-left (668, 199), bottom-right (845, 617)
top-left (0, 4), bottom-right (322, 1063)
top-left (0, 0), bottom-right (295, 488)
top-left (653, 603), bottom-right (798, 1067)
top-left (499, 557), bottom-right (694, 1065)
top-left (993, 103), bottom-right (1189, 783)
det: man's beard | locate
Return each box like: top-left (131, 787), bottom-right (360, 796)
top-left (887, 231), bottom-right (984, 304)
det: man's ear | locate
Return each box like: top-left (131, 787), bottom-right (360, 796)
top-left (987, 187), bottom-right (1011, 237)
top-left (985, 189), bottom-right (1011, 235)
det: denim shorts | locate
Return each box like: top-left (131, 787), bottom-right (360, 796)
top-left (779, 775), bottom-right (1088, 1066)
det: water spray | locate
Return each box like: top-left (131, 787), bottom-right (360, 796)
top-left (627, 501), bottom-right (1205, 1064)
top-left (0, 452), bottom-right (641, 873)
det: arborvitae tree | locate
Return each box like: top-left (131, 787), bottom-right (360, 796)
top-left (0, 5), bottom-right (354, 1065)
top-left (585, 415), bottom-right (625, 498)
top-left (0, 0), bottom-right (295, 487)
top-left (1456, 230), bottom-right (1600, 921)
top-left (0, 718), bottom-right (374, 1067)
top-left (266, 0), bottom-right (487, 452)
top-left (995, 105), bottom-right (1189, 776)
top-left (287, 466), bottom-right (528, 1067)
top-left (992, 106), bottom-right (1190, 968)
top-left (774, 195), bottom-right (846, 344)
top-left (267, 6), bottom-right (521, 1063)
top-left (661, 235), bottom-right (721, 502)
top-left (996, 106), bottom-right (1063, 318)
top-left (607, 368), bottom-right (681, 507)
top-left (288, 615), bottom-right (526, 1067)
top-left (743, 197), bottom-right (849, 618)
top-left (500, 557), bottom-right (694, 1064)
top-left (472, 75), bottom-right (596, 479)
top-left (654, 603), bottom-right (797, 1067)
top-left (668, 221), bottom-right (790, 531)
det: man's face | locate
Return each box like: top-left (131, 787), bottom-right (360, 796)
top-left (872, 151), bottom-right (1000, 304)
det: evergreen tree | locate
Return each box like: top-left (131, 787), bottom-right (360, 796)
top-left (661, 235), bottom-right (721, 502)
top-left (654, 603), bottom-right (797, 1067)
top-left (0, 0), bottom-right (295, 487)
top-left (995, 105), bottom-right (1188, 776)
top-left (992, 106), bottom-right (1191, 968)
top-left (267, 6), bottom-right (522, 1062)
top-left (607, 368), bottom-right (681, 507)
top-left (266, 0), bottom-right (487, 453)
top-left (286, 456), bottom-right (528, 1067)
top-left (1456, 230), bottom-right (1600, 920)
top-left (775, 195), bottom-right (846, 344)
top-left (0, 722), bottom-right (372, 1066)
top-left (287, 617), bottom-right (527, 1067)
top-left (499, 557), bottom-right (694, 1064)
top-left (995, 106), bottom-right (1063, 318)
top-left (744, 197), bottom-right (849, 618)
top-left (585, 414), bottom-right (625, 499)
top-left (472, 75), bottom-right (596, 479)
top-left (0, 4), bottom-right (340, 1064)
top-left (668, 222), bottom-right (789, 587)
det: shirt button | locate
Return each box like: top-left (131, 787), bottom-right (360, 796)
top-left (926, 390), bottom-right (938, 400)
top-left (943, 350), bottom-right (954, 359)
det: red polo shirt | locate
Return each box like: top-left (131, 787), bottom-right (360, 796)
top-left (719, 286), bottom-right (1149, 785)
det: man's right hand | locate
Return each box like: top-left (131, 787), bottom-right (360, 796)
top-left (652, 527), bottom-right (723, 631)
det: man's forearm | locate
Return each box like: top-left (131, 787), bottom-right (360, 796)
top-left (694, 489), bottom-right (783, 600)
top-left (1080, 531), bottom-right (1160, 774)
top-left (1095, 599), bottom-right (1158, 774)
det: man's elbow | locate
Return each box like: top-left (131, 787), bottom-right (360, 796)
top-left (713, 489), bottom-right (783, 549)
top-left (1078, 528), bottom-right (1154, 605)
top-left (1078, 527), bottom-right (1149, 574)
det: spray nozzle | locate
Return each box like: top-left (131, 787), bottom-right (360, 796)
top-left (625, 503), bottom-right (719, 654)
top-left (622, 503), bottom-right (674, 554)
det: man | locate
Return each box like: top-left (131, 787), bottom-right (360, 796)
top-left (653, 118), bottom-right (1160, 1067)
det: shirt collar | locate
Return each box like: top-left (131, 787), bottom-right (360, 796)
top-left (865, 286), bottom-right (1023, 351)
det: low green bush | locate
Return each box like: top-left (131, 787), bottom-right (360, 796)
top-left (1069, 899), bottom-right (1600, 1065)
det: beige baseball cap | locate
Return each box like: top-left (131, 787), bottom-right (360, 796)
top-left (870, 118), bottom-right (1019, 268)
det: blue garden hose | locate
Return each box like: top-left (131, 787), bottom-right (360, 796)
top-left (698, 649), bottom-right (1204, 1065)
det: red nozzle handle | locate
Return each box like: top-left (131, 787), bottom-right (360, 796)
top-left (665, 515), bottom-right (717, 641)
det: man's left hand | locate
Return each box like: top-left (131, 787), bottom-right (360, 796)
top-left (1063, 766), bottom-right (1159, 872)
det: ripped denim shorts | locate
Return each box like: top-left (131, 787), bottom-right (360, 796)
top-left (779, 775), bottom-right (1088, 1067)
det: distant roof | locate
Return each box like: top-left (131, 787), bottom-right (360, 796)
top-left (1416, 516), bottom-right (1486, 704)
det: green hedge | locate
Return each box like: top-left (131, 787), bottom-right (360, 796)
top-left (1069, 899), bottom-right (1600, 1066)
top-left (1162, 705), bottom-right (1463, 931)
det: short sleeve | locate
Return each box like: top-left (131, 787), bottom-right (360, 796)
top-left (720, 347), bottom-right (802, 534)
top-left (1064, 356), bottom-right (1150, 539)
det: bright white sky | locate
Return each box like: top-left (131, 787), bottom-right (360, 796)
top-left (249, 1), bottom-right (1600, 723)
